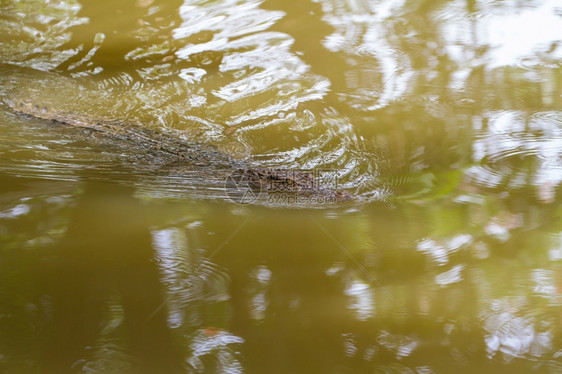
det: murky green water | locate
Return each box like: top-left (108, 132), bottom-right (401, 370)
top-left (1, 0), bottom-right (562, 372)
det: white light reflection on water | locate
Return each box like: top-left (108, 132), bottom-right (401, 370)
top-left (377, 330), bottom-right (419, 360)
top-left (475, 0), bottom-right (562, 69)
top-left (187, 329), bottom-right (244, 374)
top-left (0, 203), bottom-right (30, 219)
top-left (151, 226), bottom-right (230, 330)
top-left (434, 264), bottom-right (464, 287)
top-left (151, 227), bottom-right (191, 329)
top-left (320, 0), bottom-right (411, 109)
top-left (174, 0), bottom-right (283, 40)
top-left (320, 0), bottom-right (562, 107)
top-left (442, 0), bottom-right (562, 90)
top-left (483, 299), bottom-right (552, 360)
top-left (467, 111), bottom-right (562, 192)
top-left (417, 234), bottom-right (473, 266)
top-left (549, 234), bottom-right (562, 264)
top-left (249, 265), bottom-right (271, 321)
top-left (532, 269), bottom-right (557, 300)
top-left (0, 0), bottom-right (88, 71)
top-left (174, 0), bottom-right (330, 128)
top-left (345, 279), bottom-right (375, 321)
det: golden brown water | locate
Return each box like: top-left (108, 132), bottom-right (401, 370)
top-left (1, 0), bottom-right (562, 372)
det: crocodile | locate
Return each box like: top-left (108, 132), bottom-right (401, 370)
top-left (5, 98), bottom-right (351, 203)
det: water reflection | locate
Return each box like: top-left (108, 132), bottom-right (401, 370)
top-left (0, 0), bottom-right (87, 71)
top-left (483, 298), bottom-right (552, 360)
top-left (37, 181), bottom-right (184, 373)
top-left (1, 0), bottom-right (562, 372)
top-left (2, 181), bottom-right (562, 371)
top-left (3, 0), bottom-right (559, 200)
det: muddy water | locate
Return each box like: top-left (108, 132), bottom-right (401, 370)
top-left (1, 0), bottom-right (561, 372)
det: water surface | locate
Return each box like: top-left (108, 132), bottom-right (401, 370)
top-left (1, 0), bottom-right (562, 372)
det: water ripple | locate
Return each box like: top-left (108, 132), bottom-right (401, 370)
top-left (469, 110), bottom-right (562, 189)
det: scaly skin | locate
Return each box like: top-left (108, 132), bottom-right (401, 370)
top-left (5, 98), bottom-right (351, 203)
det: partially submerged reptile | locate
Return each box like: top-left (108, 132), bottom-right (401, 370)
top-left (5, 99), bottom-right (351, 203)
